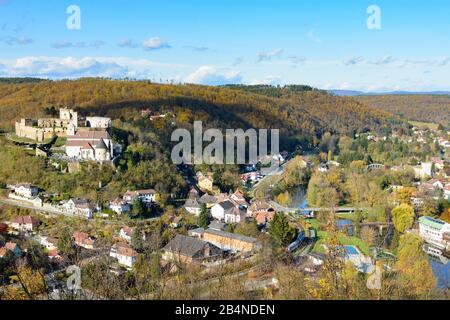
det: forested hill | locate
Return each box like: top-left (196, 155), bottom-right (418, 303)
top-left (355, 94), bottom-right (450, 127)
top-left (0, 79), bottom-right (401, 148)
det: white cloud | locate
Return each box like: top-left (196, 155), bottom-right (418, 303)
top-left (118, 38), bottom-right (139, 48)
top-left (249, 76), bottom-right (282, 85)
top-left (8, 56), bottom-right (127, 78)
top-left (51, 40), bottom-right (105, 49)
top-left (184, 45), bottom-right (209, 52)
top-left (232, 57), bottom-right (243, 66)
top-left (307, 29), bottom-right (321, 43)
top-left (185, 66), bottom-right (242, 85)
top-left (288, 56), bottom-right (306, 64)
top-left (143, 37), bottom-right (171, 50)
top-left (256, 49), bottom-right (283, 63)
top-left (343, 56), bottom-right (364, 66)
top-left (0, 36), bottom-right (33, 45)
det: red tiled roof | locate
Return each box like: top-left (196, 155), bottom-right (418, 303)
top-left (13, 215), bottom-right (40, 226)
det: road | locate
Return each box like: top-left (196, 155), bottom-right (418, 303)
top-left (0, 197), bottom-right (160, 225)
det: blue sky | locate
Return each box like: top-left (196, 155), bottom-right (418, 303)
top-left (1, 0), bottom-right (450, 91)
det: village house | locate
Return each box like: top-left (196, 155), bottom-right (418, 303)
top-left (414, 162), bottom-right (434, 179)
top-left (162, 234), bottom-right (222, 265)
top-left (197, 172), bottom-right (214, 192)
top-left (63, 198), bottom-right (94, 218)
top-left (73, 231), bottom-right (96, 250)
top-left (255, 211), bottom-right (276, 227)
top-left (247, 200), bottom-right (274, 217)
top-left (10, 216), bottom-right (40, 233)
top-left (229, 189), bottom-right (249, 209)
top-left (184, 198), bottom-right (202, 216)
top-left (109, 198), bottom-right (131, 215)
top-left (13, 183), bottom-right (39, 199)
top-left (123, 189), bottom-right (157, 204)
top-left (198, 194), bottom-right (218, 209)
top-left (36, 235), bottom-right (59, 251)
top-left (1, 242), bottom-right (22, 258)
top-left (419, 216), bottom-right (450, 250)
top-left (119, 227), bottom-right (146, 243)
top-left (211, 200), bottom-right (245, 223)
top-left (110, 242), bottom-right (138, 269)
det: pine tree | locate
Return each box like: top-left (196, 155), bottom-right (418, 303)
top-left (197, 204), bottom-right (210, 228)
top-left (268, 213), bottom-right (296, 246)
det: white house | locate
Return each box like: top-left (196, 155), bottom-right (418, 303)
top-left (419, 216), bottom-right (450, 249)
top-left (14, 183), bottom-right (38, 199)
top-left (36, 235), bottom-right (58, 251)
top-left (63, 198), bottom-right (94, 219)
top-left (414, 162), bottom-right (433, 179)
top-left (110, 243), bottom-right (138, 269)
top-left (123, 189), bottom-right (157, 204)
top-left (10, 216), bottom-right (40, 232)
top-left (211, 200), bottom-right (244, 223)
top-left (119, 227), bottom-right (133, 242)
top-left (109, 199), bottom-right (131, 215)
top-left (184, 198), bottom-right (202, 216)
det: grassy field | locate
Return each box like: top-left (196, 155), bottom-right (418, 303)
top-left (309, 218), bottom-right (371, 255)
top-left (409, 120), bottom-right (440, 130)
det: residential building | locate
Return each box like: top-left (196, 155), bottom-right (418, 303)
top-left (14, 183), bottom-right (38, 199)
top-left (184, 198), bottom-right (202, 216)
top-left (162, 234), bottom-right (222, 264)
top-left (198, 194), bottom-right (218, 209)
top-left (36, 236), bottom-right (58, 251)
top-left (110, 243), bottom-right (138, 269)
top-left (197, 172), bottom-right (214, 192)
top-left (73, 232), bottom-right (96, 250)
top-left (419, 216), bottom-right (450, 249)
top-left (414, 162), bottom-right (434, 179)
top-left (109, 198), bottom-right (131, 215)
top-left (63, 198), bottom-right (94, 218)
top-left (123, 189), bottom-right (157, 204)
top-left (119, 227), bottom-right (145, 243)
top-left (211, 200), bottom-right (245, 223)
top-left (10, 216), bottom-right (40, 232)
top-left (2, 242), bottom-right (22, 257)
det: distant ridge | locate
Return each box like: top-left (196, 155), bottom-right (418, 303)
top-left (330, 89), bottom-right (450, 96)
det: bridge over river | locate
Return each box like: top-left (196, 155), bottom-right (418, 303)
top-left (269, 201), bottom-right (365, 215)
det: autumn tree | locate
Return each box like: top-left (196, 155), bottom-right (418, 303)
top-left (391, 204), bottom-right (415, 233)
top-left (395, 233), bottom-right (436, 298)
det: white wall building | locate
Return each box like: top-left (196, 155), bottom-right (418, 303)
top-left (419, 216), bottom-right (450, 249)
top-left (66, 130), bottom-right (114, 162)
top-left (14, 183), bottom-right (38, 199)
top-left (110, 243), bottom-right (138, 268)
top-left (85, 117), bottom-right (112, 129)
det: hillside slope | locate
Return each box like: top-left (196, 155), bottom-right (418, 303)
top-left (355, 94), bottom-right (450, 127)
top-left (0, 79), bottom-right (400, 148)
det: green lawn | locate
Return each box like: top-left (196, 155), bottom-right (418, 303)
top-left (311, 221), bottom-right (371, 256)
top-left (409, 120), bottom-right (439, 131)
